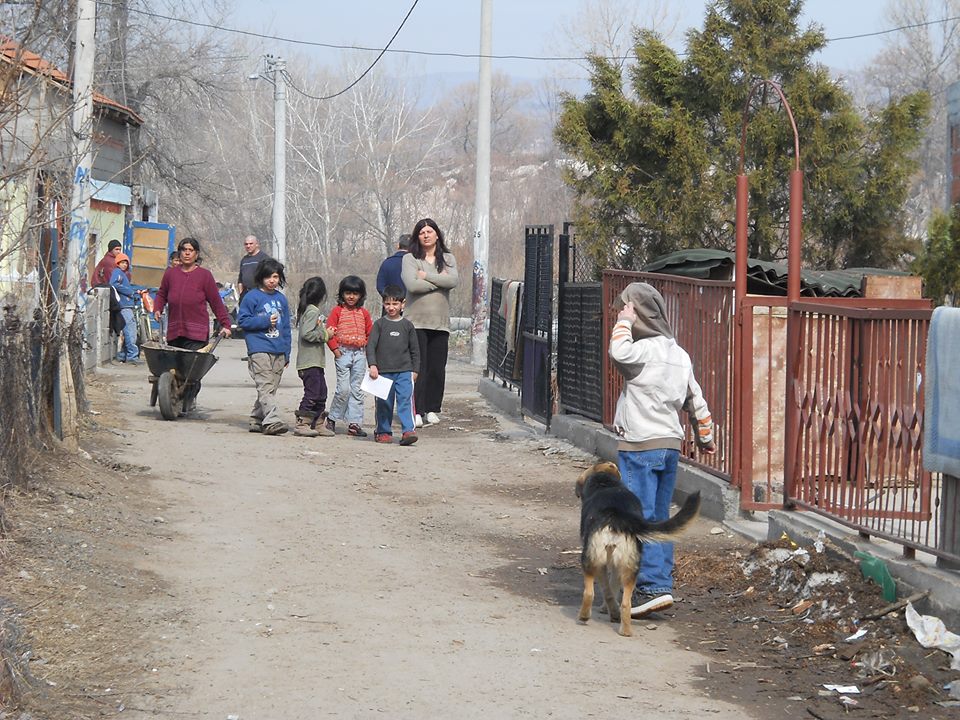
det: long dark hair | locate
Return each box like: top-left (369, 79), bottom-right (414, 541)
top-left (254, 257), bottom-right (287, 288)
top-left (336, 275), bottom-right (367, 307)
top-left (297, 276), bottom-right (327, 317)
top-left (409, 218), bottom-right (450, 272)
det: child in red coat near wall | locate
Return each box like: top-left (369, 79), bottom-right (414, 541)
top-left (325, 275), bottom-right (373, 437)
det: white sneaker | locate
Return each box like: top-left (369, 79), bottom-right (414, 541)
top-left (425, 412), bottom-right (440, 425)
top-left (630, 593), bottom-right (674, 619)
top-left (414, 414), bottom-right (423, 428)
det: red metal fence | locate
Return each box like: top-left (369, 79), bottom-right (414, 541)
top-left (602, 270), bottom-right (733, 477)
top-left (478, 255), bottom-right (960, 563)
top-left (596, 270), bottom-right (955, 563)
top-left (785, 301), bottom-right (958, 563)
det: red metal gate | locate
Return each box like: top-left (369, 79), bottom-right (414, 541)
top-left (784, 300), bottom-right (948, 560)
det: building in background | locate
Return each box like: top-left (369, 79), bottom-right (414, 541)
top-left (0, 37), bottom-right (147, 307)
top-left (947, 81), bottom-right (960, 207)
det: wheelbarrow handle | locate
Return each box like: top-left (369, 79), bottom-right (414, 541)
top-left (194, 335), bottom-right (222, 355)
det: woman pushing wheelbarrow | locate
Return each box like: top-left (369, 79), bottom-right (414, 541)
top-left (150, 237), bottom-right (232, 418)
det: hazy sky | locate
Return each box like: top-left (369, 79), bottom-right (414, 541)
top-left (226, 0), bottom-right (896, 84)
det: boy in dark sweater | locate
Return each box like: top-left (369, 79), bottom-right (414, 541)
top-left (366, 285), bottom-right (421, 446)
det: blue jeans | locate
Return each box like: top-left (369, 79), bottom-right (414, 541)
top-left (118, 307), bottom-right (139, 361)
top-left (374, 371), bottom-right (415, 436)
top-left (618, 448), bottom-right (680, 594)
top-left (330, 347), bottom-right (366, 424)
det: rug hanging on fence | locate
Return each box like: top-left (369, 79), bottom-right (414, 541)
top-left (923, 306), bottom-right (960, 476)
top-left (499, 281), bottom-right (522, 355)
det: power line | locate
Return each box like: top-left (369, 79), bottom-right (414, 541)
top-left (826, 14), bottom-right (960, 42)
top-left (281, 0), bottom-right (420, 101)
top-left (94, 1), bottom-right (960, 64)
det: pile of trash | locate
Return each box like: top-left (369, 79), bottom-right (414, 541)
top-left (734, 532), bottom-right (960, 710)
top-left (741, 531), bottom-right (850, 626)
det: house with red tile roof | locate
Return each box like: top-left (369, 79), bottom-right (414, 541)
top-left (1, 36), bottom-right (149, 301)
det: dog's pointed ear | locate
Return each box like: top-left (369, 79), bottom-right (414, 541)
top-left (576, 465), bottom-right (595, 499)
top-left (596, 461), bottom-right (620, 480)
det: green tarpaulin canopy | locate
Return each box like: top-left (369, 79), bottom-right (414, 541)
top-left (642, 249), bottom-right (910, 298)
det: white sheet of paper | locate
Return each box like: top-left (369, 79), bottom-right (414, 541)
top-left (361, 372), bottom-right (393, 400)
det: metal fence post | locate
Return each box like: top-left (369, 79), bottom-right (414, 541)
top-left (940, 475), bottom-right (960, 570)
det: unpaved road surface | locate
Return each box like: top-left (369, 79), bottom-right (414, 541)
top-left (4, 338), bottom-right (755, 719)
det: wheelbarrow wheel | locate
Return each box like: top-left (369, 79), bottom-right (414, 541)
top-left (157, 371), bottom-right (179, 421)
top-left (149, 380), bottom-right (158, 407)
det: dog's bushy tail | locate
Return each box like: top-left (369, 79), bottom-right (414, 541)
top-left (635, 492), bottom-right (701, 544)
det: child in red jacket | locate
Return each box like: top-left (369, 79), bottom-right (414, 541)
top-left (325, 275), bottom-right (373, 437)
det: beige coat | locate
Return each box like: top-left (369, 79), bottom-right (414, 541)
top-left (400, 252), bottom-right (459, 332)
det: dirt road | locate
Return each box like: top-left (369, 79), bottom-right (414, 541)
top-left (8, 336), bottom-right (960, 719)
top-left (20, 338), bottom-right (751, 719)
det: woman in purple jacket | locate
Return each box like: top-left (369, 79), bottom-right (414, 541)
top-left (153, 238), bottom-right (232, 409)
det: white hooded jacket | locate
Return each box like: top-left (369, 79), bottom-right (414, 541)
top-left (608, 282), bottom-right (714, 451)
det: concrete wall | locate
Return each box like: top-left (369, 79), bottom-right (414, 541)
top-left (749, 304), bottom-right (787, 502)
top-left (0, 182), bottom-right (34, 298)
top-left (84, 287), bottom-right (114, 371)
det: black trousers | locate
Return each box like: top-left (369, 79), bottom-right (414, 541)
top-left (169, 336), bottom-right (207, 403)
top-left (297, 367), bottom-right (328, 420)
top-left (414, 329), bottom-right (449, 415)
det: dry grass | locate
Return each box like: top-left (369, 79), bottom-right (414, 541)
top-left (0, 376), bottom-right (164, 717)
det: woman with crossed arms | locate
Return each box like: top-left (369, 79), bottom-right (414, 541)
top-left (400, 218), bottom-right (459, 428)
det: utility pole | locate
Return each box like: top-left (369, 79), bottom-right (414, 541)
top-left (58, 0), bottom-right (97, 449)
top-left (471, 0), bottom-right (492, 366)
top-left (266, 55), bottom-right (287, 267)
top-left (68, 0), bottom-right (95, 305)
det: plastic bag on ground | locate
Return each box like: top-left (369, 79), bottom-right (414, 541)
top-left (905, 602), bottom-right (960, 671)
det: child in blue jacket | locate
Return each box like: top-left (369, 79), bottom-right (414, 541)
top-left (237, 258), bottom-right (292, 435)
top-left (109, 252), bottom-right (140, 363)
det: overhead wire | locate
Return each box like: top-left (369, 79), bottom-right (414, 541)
top-left (95, 1), bottom-right (960, 65)
top-left (281, 0), bottom-right (419, 101)
top-left (826, 14), bottom-right (960, 42)
top-left (91, 1), bottom-right (960, 104)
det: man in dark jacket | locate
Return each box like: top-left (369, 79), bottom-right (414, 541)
top-left (237, 235), bottom-right (269, 300)
top-left (91, 239), bottom-right (122, 287)
top-left (376, 234), bottom-right (410, 298)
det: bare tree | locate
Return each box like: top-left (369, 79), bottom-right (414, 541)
top-left (0, 7), bottom-right (83, 502)
top-left (283, 65), bottom-right (359, 269)
top-left (556, 0), bottom-right (679, 73)
top-left (341, 63), bottom-right (451, 259)
top-left (441, 72), bottom-right (538, 157)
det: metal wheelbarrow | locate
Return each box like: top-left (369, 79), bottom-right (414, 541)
top-left (142, 336), bottom-right (222, 420)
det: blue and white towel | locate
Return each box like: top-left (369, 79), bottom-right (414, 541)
top-left (923, 306), bottom-right (960, 475)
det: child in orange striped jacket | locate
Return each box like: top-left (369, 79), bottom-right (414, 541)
top-left (325, 275), bottom-right (373, 437)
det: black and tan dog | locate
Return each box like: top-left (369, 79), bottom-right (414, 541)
top-left (575, 461), bottom-right (700, 637)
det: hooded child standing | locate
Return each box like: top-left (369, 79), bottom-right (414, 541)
top-left (608, 282), bottom-right (716, 619)
top-left (325, 275), bottom-right (373, 437)
top-left (294, 276), bottom-right (335, 437)
top-left (109, 252), bottom-right (140, 363)
top-left (237, 258), bottom-right (292, 436)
